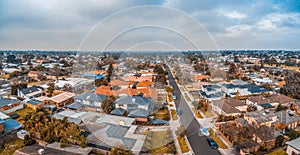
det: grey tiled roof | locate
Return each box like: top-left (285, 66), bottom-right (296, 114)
top-left (27, 99), bottom-right (41, 105)
top-left (115, 96), bottom-right (155, 112)
top-left (85, 123), bottom-right (137, 150)
top-left (74, 92), bottom-right (107, 102)
top-left (110, 108), bottom-right (126, 115)
top-left (21, 87), bottom-right (40, 95)
top-left (0, 98), bottom-right (20, 108)
top-left (128, 109), bottom-right (149, 118)
top-left (286, 137), bottom-right (300, 152)
top-left (66, 101), bottom-right (83, 110)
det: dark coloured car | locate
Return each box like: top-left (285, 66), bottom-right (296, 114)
top-left (9, 114), bottom-right (19, 119)
top-left (207, 137), bottom-right (218, 149)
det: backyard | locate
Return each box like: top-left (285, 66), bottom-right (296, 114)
top-left (0, 138), bottom-right (24, 155)
top-left (202, 107), bottom-right (215, 118)
top-left (142, 130), bottom-right (175, 154)
top-left (9, 107), bottom-right (34, 123)
top-left (155, 107), bottom-right (170, 121)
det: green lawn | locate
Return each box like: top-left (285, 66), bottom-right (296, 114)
top-left (208, 128), bottom-right (228, 149)
top-left (171, 109), bottom-right (178, 120)
top-left (9, 107), bottom-right (34, 123)
top-left (0, 139), bottom-right (24, 155)
top-left (178, 136), bottom-right (189, 153)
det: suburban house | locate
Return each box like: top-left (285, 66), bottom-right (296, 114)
top-left (275, 110), bottom-right (300, 130)
top-left (27, 71), bottom-right (43, 81)
top-left (0, 118), bottom-right (22, 135)
top-left (95, 86), bottom-right (158, 100)
top-left (0, 97), bottom-right (22, 113)
top-left (251, 125), bottom-right (276, 149)
top-left (251, 77), bottom-right (273, 85)
top-left (244, 110), bottom-right (277, 127)
top-left (26, 99), bottom-right (45, 110)
top-left (286, 137), bottom-right (300, 155)
top-left (222, 82), bottom-right (269, 97)
top-left (52, 110), bottom-right (145, 154)
top-left (246, 94), bottom-right (295, 108)
top-left (211, 98), bottom-right (247, 116)
top-left (14, 143), bottom-right (93, 155)
top-left (69, 92), bottom-right (107, 112)
top-left (54, 78), bottom-right (94, 91)
top-left (122, 75), bottom-right (153, 82)
top-left (134, 80), bottom-right (154, 88)
top-left (109, 80), bottom-right (133, 89)
top-left (200, 84), bottom-right (225, 101)
top-left (47, 92), bottom-right (76, 107)
top-left (18, 86), bottom-right (43, 100)
top-left (80, 122), bottom-right (145, 154)
top-left (28, 71), bottom-right (56, 81)
top-left (193, 74), bottom-right (210, 82)
top-left (111, 96), bottom-right (155, 122)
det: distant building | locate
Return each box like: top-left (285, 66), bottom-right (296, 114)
top-left (251, 77), bottom-right (272, 85)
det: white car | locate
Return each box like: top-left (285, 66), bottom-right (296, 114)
top-left (172, 95), bottom-right (177, 100)
top-left (200, 128), bottom-right (210, 136)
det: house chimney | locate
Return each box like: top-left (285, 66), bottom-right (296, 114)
top-left (38, 149), bottom-right (44, 154)
top-left (119, 120), bottom-right (125, 126)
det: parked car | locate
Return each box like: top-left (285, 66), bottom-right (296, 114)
top-left (200, 128), bottom-right (210, 136)
top-left (207, 137), bottom-right (218, 149)
top-left (172, 95), bottom-right (177, 100)
top-left (10, 114), bottom-right (20, 119)
top-left (177, 108), bottom-right (182, 115)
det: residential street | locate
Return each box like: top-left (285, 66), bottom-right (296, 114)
top-left (165, 64), bottom-right (220, 155)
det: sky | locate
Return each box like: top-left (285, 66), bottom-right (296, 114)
top-left (0, 0), bottom-right (300, 51)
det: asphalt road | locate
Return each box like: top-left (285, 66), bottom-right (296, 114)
top-left (165, 64), bottom-right (220, 155)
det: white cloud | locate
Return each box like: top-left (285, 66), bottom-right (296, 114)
top-left (257, 12), bottom-right (300, 31)
top-left (224, 11), bottom-right (247, 19)
top-left (224, 24), bottom-right (252, 38)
